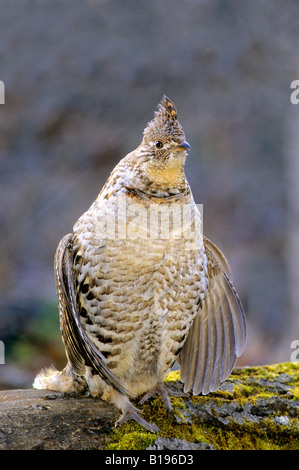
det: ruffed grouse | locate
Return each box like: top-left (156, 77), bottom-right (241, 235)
top-left (34, 96), bottom-right (246, 432)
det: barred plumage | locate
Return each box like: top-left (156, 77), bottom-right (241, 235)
top-left (34, 96), bottom-right (246, 432)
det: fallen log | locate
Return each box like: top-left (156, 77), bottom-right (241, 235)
top-left (0, 362), bottom-right (298, 450)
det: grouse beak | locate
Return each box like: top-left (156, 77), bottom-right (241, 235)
top-left (176, 141), bottom-right (191, 152)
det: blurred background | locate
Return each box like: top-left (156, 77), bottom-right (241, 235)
top-left (0, 0), bottom-right (299, 390)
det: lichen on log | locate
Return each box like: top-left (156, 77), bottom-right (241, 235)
top-left (0, 362), bottom-right (298, 450)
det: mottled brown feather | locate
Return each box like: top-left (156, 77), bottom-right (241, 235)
top-left (178, 236), bottom-right (246, 394)
top-left (54, 233), bottom-right (136, 397)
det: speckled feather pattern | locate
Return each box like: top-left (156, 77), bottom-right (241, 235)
top-left (33, 96), bottom-right (246, 431)
top-left (72, 189), bottom-right (207, 396)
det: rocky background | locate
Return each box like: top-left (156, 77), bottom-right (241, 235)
top-left (0, 0), bottom-right (299, 389)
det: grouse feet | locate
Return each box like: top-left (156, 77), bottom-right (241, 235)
top-left (139, 382), bottom-right (189, 413)
top-left (115, 402), bottom-right (160, 433)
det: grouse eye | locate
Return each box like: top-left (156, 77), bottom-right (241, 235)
top-left (155, 140), bottom-right (163, 149)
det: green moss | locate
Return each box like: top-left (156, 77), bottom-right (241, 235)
top-left (210, 415), bottom-right (299, 450)
top-left (104, 362), bottom-right (299, 450)
top-left (165, 370), bottom-right (180, 382)
top-left (106, 429), bottom-right (157, 450)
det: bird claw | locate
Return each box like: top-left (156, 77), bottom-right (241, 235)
top-left (115, 403), bottom-right (160, 433)
top-left (139, 382), bottom-right (189, 413)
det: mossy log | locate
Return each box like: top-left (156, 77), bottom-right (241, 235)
top-left (0, 362), bottom-right (298, 450)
